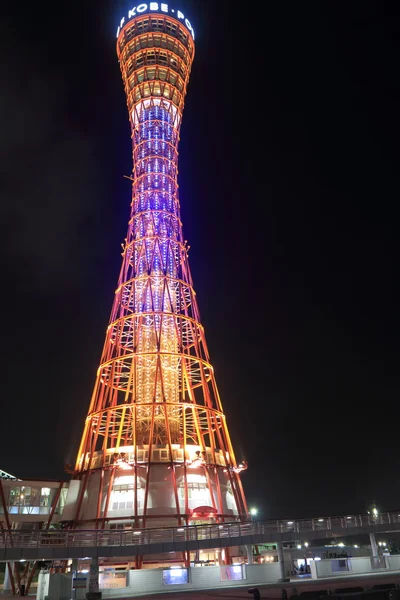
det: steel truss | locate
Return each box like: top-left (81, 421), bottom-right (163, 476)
top-left (72, 12), bottom-right (248, 539)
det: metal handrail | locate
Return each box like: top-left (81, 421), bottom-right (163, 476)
top-left (1, 511), bottom-right (399, 549)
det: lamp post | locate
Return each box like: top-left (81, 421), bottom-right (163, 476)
top-left (249, 508), bottom-right (258, 521)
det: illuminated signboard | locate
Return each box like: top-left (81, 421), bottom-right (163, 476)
top-left (162, 568), bottom-right (189, 585)
top-left (116, 3), bottom-right (195, 40)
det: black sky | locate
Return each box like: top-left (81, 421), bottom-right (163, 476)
top-left (1, 0), bottom-right (400, 520)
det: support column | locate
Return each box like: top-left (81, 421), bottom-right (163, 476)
top-left (277, 541), bottom-right (288, 582)
top-left (4, 562), bottom-right (14, 594)
top-left (370, 532), bottom-right (379, 557)
top-left (86, 558), bottom-right (101, 600)
top-left (246, 544), bottom-right (254, 565)
top-left (71, 559), bottom-right (78, 577)
top-left (71, 559), bottom-right (78, 599)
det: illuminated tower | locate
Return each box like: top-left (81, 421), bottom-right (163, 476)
top-left (70, 4), bottom-right (248, 533)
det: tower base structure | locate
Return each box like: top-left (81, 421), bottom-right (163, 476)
top-left (64, 443), bottom-right (245, 530)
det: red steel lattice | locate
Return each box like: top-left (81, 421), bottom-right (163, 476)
top-left (72, 9), bottom-right (248, 534)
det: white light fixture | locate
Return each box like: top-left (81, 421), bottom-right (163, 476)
top-left (318, 518), bottom-right (324, 522)
top-left (287, 521), bottom-right (293, 525)
top-left (134, 531), bottom-right (141, 535)
top-left (304, 542), bottom-right (309, 547)
top-left (297, 545), bottom-right (302, 549)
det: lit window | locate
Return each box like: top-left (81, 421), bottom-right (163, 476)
top-left (40, 487), bottom-right (51, 507)
top-left (110, 483), bottom-right (137, 511)
top-left (9, 487), bottom-right (21, 506)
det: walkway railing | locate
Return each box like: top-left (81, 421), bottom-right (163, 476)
top-left (1, 511), bottom-right (400, 550)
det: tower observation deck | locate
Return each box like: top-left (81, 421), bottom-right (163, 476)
top-left (71, 4), bottom-right (248, 537)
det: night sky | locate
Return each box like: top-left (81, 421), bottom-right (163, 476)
top-left (2, 1), bottom-right (400, 521)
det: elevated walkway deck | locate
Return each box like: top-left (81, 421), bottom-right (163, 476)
top-left (1, 512), bottom-right (400, 561)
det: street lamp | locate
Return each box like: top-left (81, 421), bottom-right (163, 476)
top-left (368, 505), bottom-right (379, 519)
top-left (249, 508), bottom-right (258, 520)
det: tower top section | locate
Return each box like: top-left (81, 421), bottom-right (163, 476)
top-left (116, 3), bottom-right (195, 41)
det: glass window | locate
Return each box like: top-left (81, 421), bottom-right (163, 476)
top-left (9, 487), bottom-right (21, 506)
top-left (146, 51), bottom-right (156, 64)
top-left (21, 487), bottom-right (39, 506)
top-left (110, 482), bottom-right (137, 511)
top-left (146, 67), bottom-right (156, 80)
top-left (57, 487), bottom-right (68, 514)
top-left (40, 487), bottom-right (51, 507)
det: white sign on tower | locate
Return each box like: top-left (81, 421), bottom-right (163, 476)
top-left (116, 3), bottom-right (195, 40)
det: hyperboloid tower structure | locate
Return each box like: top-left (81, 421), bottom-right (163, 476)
top-left (71, 4), bottom-right (248, 534)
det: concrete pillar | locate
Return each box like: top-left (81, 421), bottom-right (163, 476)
top-left (4, 562), bottom-right (14, 593)
top-left (246, 544), bottom-right (254, 564)
top-left (71, 559), bottom-right (78, 576)
top-left (276, 541), bottom-right (287, 582)
top-left (86, 558), bottom-right (101, 600)
top-left (370, 532), bottom-right (379, 557)
top-left (71, 559), bottom-right (78, 599)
